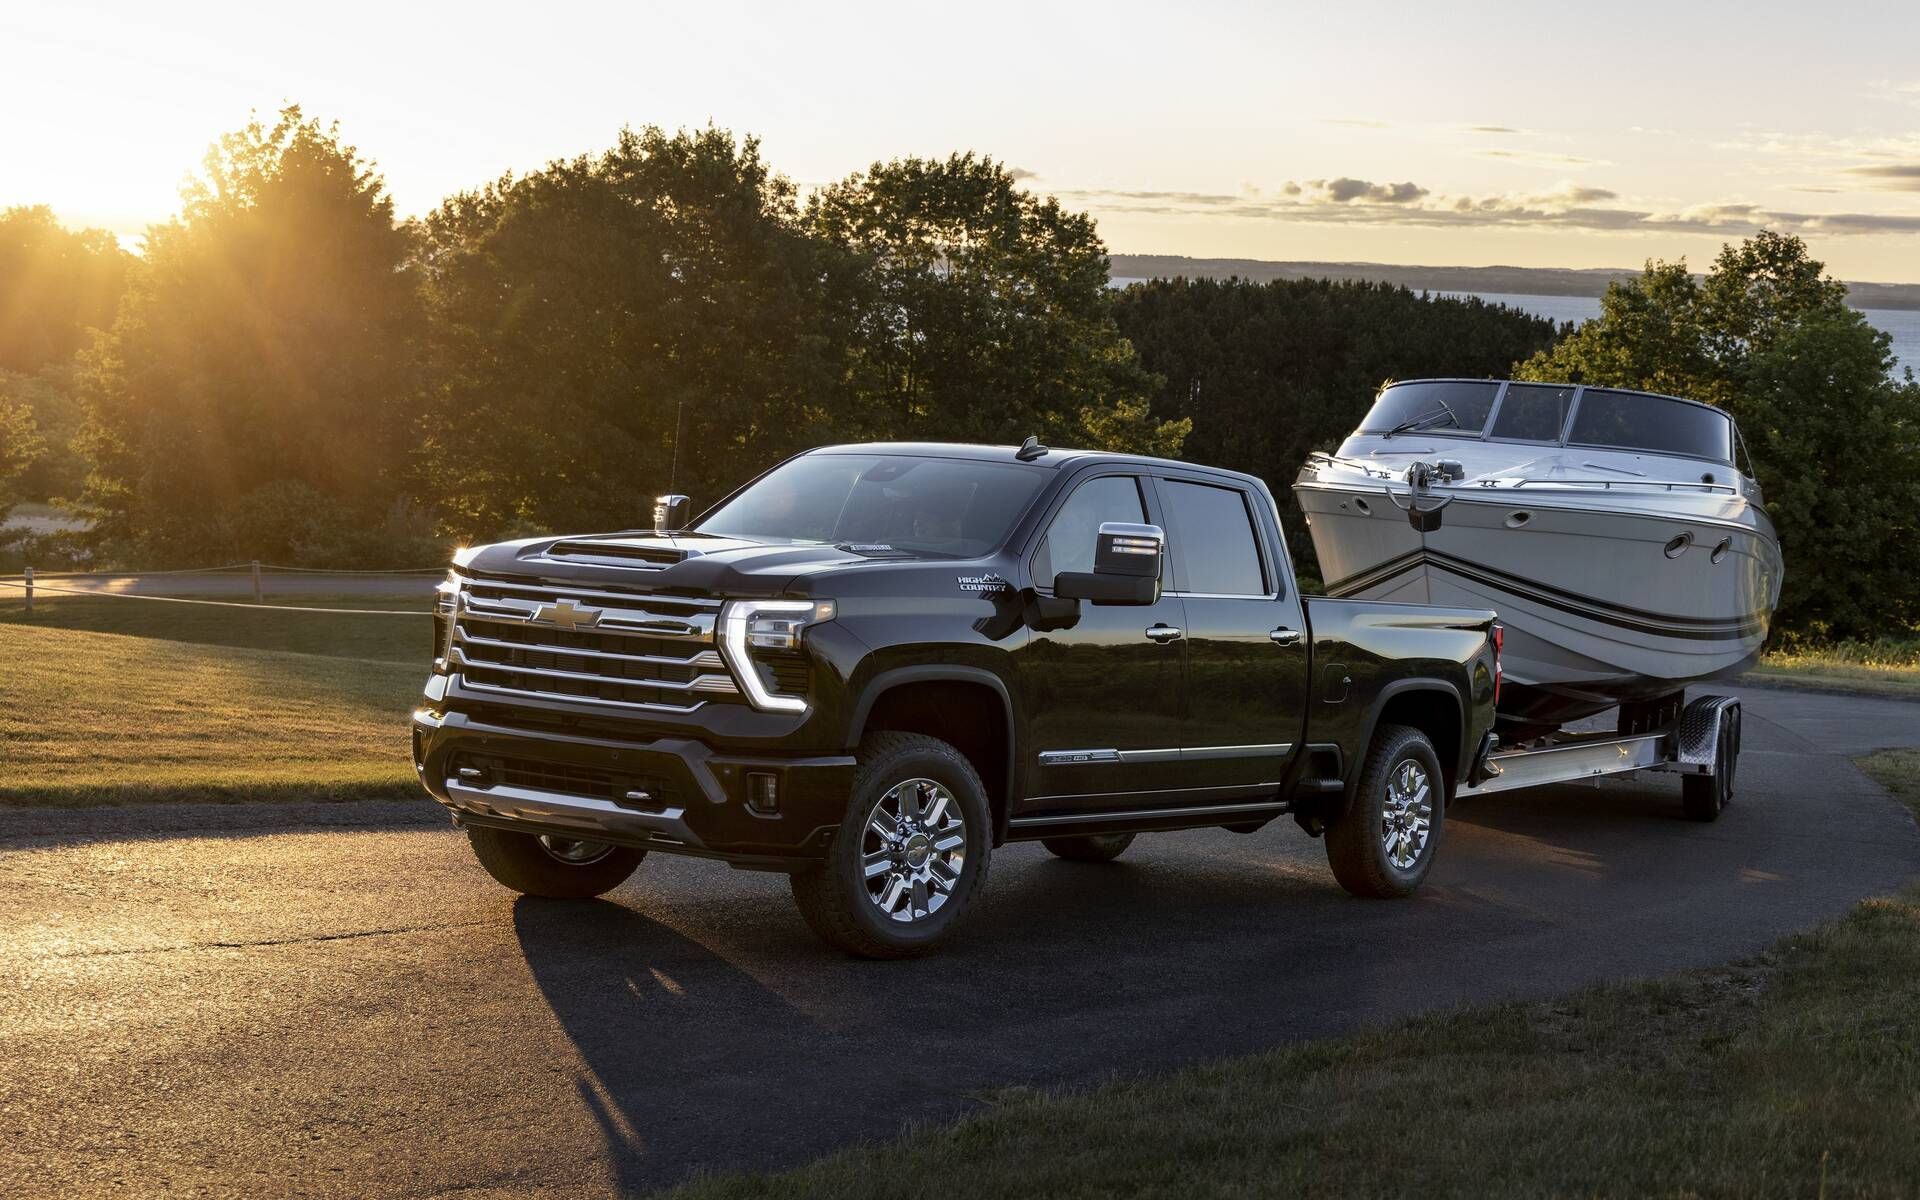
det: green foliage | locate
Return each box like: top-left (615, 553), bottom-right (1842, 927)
top-left (0, 388), bottom-right (43, 521)
top-left (0, 205), bottom-right (128, 376)
top-left (807, 153), bottom-right (1186, 457)
top-left (0, 207), bottom-right (128, 505)
top-left (1518, 231), bottom-right (1920, 637)
top-left (73, 106), bottom-right (422, 564)
top-left (1112, 277), bottom-right (1563, 568)
top-left (412, 126), bottom-right (846, 539)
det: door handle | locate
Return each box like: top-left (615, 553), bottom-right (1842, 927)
top-left (1269, 627), bottom-right (1303, 647)
top-left (1145, 624), bottom-right (1184, 643)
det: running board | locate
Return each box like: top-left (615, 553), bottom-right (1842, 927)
top-left (1008, 798), bottom-right (1288, 832)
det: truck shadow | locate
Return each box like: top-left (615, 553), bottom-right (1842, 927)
top-left (509, 894), bottom-right (834, 1193)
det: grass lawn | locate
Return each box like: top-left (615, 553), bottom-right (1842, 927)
top-left (0, 590), bottom-right (428, 662)
top-left (1750, 638), bottom-right (1920, 698)
top-left (671, 752), bottom-right (1920, 1200)
top-left (0, 623), bottom-right (422, 806)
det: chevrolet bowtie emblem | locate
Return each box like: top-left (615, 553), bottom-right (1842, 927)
top-left (533, 599), bottom-right (603, 630)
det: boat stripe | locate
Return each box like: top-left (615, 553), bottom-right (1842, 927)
top-left (1324, 550), bottom-right (1765, 642)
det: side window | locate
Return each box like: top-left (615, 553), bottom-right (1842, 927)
top-left (1161, 480), bottom-right (1267, 596)
top-left (1033, 475), bottom-right (1146, 587)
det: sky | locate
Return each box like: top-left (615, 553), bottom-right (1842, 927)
top-left (4, 0), bottom-right (1919, 280)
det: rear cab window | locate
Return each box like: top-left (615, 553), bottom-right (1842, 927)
top-left (1159, 479), bottom-right (1268, 596)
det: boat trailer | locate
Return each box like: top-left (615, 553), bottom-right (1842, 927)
top-left (1459, 694), bottom-right (1742, 821)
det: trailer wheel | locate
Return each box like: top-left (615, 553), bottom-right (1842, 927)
top-left (1681, 718), bottom-right (1735, 822)
top-left (1325, 723), bottom-right (1445, 898)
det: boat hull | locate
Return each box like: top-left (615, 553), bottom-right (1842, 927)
top-left (1296, 482), bottom-right (1780, 729)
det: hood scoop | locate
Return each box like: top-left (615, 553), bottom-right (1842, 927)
top-left (539, 538), bottom-right (701, 569)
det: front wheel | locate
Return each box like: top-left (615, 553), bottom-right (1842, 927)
top-left (1324, 724), bottom-right (1445, 898)
top-left (789, 732), bottom-right (992, 958)
top-left (465, 826), bottom-right (646, 899)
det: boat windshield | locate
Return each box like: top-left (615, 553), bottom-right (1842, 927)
top-left (1357, 381), bottom-right (1499, 437)
top-left (696, 452), bottom-right (1050, 557)
top-left (1567, 389), bottom-right (1733, 463)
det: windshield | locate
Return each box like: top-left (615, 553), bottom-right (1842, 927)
top-left (1567, 390), bottom-right (1733, 463)
top-left (1357, 381), bottom-right (1499, 437)
top-left (695, 453), bottom-right (1051, 557)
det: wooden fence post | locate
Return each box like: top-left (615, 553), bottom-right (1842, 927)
top-left (22, 565), bottom-right (31, 614)
top-left (252, 560), bottom-right (263, 604)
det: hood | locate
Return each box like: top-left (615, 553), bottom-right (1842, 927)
top-left (455, 531), bottom-right (932, 596)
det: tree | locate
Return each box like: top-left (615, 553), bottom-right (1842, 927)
top-left (0, 390), bottom-right (42, 523)
top-left (0, 207), bottom-right (129, 505)
top-left (0, 205), bottom-right (128, 376)
top-left (75, 106), bottom-right (422, 563)
top-left (412, 126), bottom-right (846, 539)
top-left (807, 154), bottom-right (1187, 457)
top-left (1518, 231), bottom-right (1918, 638)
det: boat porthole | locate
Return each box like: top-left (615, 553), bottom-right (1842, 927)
top-left (1711, 538), bottom-right (1731, 564)
top-left (1505, 511), bottom-right (1532, 529)
top-left (1664, 533), bottom-right (1692, 559)
top-left (1354, 498), bottom-right (1372, 516)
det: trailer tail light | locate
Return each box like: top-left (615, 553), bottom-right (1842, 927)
top-left (1491, 623), bottom-right (1504, 705)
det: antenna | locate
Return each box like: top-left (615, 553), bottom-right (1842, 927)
top-left (667, 399), bottom-right (684, 493)
top-left (1016, 435), bottom-right (1049, 461)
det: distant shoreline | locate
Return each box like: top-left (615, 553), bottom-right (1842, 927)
top-left (1107, 255), bottom-right (1920, 311)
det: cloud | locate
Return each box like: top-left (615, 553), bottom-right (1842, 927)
top-left (1844, 163), bottom-right (1920, 192)
top-left (1006, 166), bottom-right (1040, 182)
top-left (1311, 177), bottom-right (1428, 203)
top-left (1480, 149), bottom-right (1606, 168)
top-left (1868, 79), bottom-right (1920, 107)
top-left (1052, 178), bottom-right (1920, 236)
top-left (1464, 125), bottom-right (1523, 134)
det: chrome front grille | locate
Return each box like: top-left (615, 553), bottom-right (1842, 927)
top-left (450, 577), bottom-right (738, 713)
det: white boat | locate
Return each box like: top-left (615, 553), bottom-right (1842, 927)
top-left (1293, 379), bottom-right (1783, 735)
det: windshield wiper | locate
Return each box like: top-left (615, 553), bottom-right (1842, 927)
top-left (1385, 400), bottom-right (1461, 438)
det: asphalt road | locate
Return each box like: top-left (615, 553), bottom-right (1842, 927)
top-left (4, 683), bottom-right (1917, 1198)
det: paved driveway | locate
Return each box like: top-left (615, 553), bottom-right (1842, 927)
top-left (2, 684), bottom-right (1916, 1197)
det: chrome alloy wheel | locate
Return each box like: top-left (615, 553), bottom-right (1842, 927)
top-left (861, 777), bottom-right (967, 924)
top-left (538, 835), bottom-right (616, 865)
top-left (1382, 758), bottom-right (1433, 871)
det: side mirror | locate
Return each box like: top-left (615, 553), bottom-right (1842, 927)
top-left (653, 493), bottom-right (691, 533)
top-left (1054, 522), bottom-right (1164, 606)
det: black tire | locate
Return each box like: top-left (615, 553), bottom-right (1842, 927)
top-left (789, 731), bottom-right (992, 959)
top-left (465, 826), bottom-right (646, 899)
top-left (1042, 832), bottom-right (1136, 863)
top-left (1324, 724), bottom-right (1445, 898)
top-left (1682, 719), bottom-right (1734, 822)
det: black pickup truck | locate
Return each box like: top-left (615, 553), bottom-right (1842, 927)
top-left (413, 441), bottom-right (1500, 956)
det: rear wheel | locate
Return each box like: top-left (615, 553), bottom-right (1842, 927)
top-left (789, 732), bottom-right (992, 958)
top-left (1325, 724), bottom-right (1445, 898)
top-left (465, 826), bottom-right (646, 899)
top-left (1042, 832), bottom-right (1135, 863)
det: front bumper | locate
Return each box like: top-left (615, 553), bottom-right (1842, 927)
top-left (411, 706), bottom-right (856, 869)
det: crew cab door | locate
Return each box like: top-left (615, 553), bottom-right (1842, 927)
top-left (1152, 473), bottom-right (1308, 793)
top-left (1012, 471), bottom-right (1190, 807)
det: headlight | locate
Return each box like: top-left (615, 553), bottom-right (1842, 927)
top-left (719, 599), bottom-right (835, 713)
top-left (433, 570), bottom-right (462, 668)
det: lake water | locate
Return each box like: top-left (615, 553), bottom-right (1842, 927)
top-left (1439, 291), bottom-right (1917, 378)
top-left (1107, 277), bottom-right (1917, 377)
